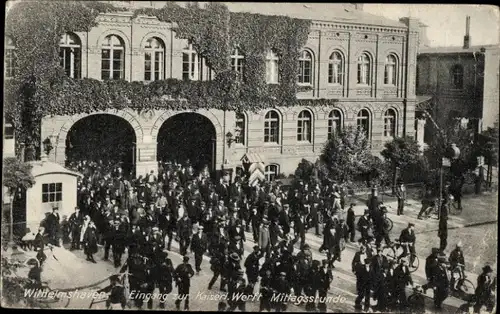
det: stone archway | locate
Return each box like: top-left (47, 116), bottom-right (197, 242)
top-left (156, 112), bottom-right (217, 172)
top-left (53, 110), bottom-right (144, 175)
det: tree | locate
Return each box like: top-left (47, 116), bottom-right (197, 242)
top-left (294, 159), bottom-right (316, 183)
top-left (320, 125), bottom-right (372, 184)
top-left (2, 157), bottom-right (35, 243)
top-left (381, 136), bottom-right (421, 191)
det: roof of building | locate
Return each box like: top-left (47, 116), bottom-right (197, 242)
top-left (126, 1), bottom-right (406, 28)
top-left (419, 44), bottom-right (500, 55)
top-left (28, 159), bottom-right (83, 178)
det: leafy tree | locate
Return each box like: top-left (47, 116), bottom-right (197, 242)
top-left (2, 157), bottom-right (36, 195)
top-left (381, 136), bottom-right (421, 190)
top-left (320, 125), bottom-right (372, 184)
top-left (293, 159), bottom-right (316, 183)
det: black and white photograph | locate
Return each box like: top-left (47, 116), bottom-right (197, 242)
top-left (2, 1), bottom-right (498, 312)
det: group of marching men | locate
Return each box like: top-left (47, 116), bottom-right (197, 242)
top-left (29, 160), bottom-right (496, 312)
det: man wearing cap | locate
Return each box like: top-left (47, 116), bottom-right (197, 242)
top-left (399, 223), bottom-right (417, 267)
top-left (354, 257), bottom-right (372, 310)
top-left (473, 265), bottom-right (495, 313)
top-left (422, 248), bottom-right (440, 294)
top-left (191, 225), bottom-right (208, 274)
top-left (177, 211), bottom-right (193, 256)
top-left (244, 246), bottom-right (262, 293)
top-left (273, 271), bottom-right (291, 312)
top-left (96, 274), bottom-right (127, 309)
top-left (345, 203), bottom-right (356, 243)
top-left (258, 217), bottom-right (271, 258)
top-left (250, 206), bottom-right (261, 243)
top-left (433, 254), bottom-right (450, 309)
top-left (112, 219), bottom-right (127, 268)
top-left (208, 245), bottom-right (228, 291)
top-left (317, 259), bottom-right (334, 312)
top-left (395, 180), bottom-right (407, 215)
top-left (371, 246), bottom-right (389, 308)
top-left (449, 242), bottom-right (466, 292)
top-left (69, 207), bottom-right (84, 250)
top-left (174, 256), bottom-right (195, 311)
top-left (155, 251), bottom-right (174, 309)
top-left (394, 258), bottom-right (414, 310)
top-left (228, 271), bottom-right (248, 312)
top-left (259, 269), bottom-right (274, 312)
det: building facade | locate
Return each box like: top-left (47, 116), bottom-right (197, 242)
top-left (4, 2), bottom-right (420, 178)
top-left (416, 16), bottom-right (500, 145)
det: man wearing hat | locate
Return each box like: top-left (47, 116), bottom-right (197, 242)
top-left (174, 255), bottom-right (195, 311)
top-left (473, 264), bottom-right (495, 313)
top-left (228, 271), bottom-right (248, 312)
top-left (399, 222), bottom-right (417, 267)
top-left (96, 274), bottom-right (127, 310)
top-left (273, 271), bottom-right (291, 312)
top-left (244, 246), bottom-right (262, 293)
top-left (395, 180), bottom-right (407, 215)
top-left (45, 206), bottom-right (61, 246)
top-left (357, 209), bottom-right (372, 244)
top-left (346, 203), bottom-right (356, 243)
top-left (354, 256), bottom-right (372, 310)
top-left (258, 217), bottom-right (271, 258)
top-left (191, 224), bottom-right (208, 274)
top-left (69, 207), bottom-right (84, 250)
top-left (317, 259), bottom-right (334, 312)
top-left (177, 211), bottom-right (193, 256)
top-left (422, 248), bottom-right (440, 294)
top-left (155, 250), bottom-right (174, 309)
top-left (394, 258), bottom-right (414, 310)
top-left (208, 245), bottom-right (228, 291)
top-left (259, 269), bottom-right (274, 312)
top-left (250, 206), bottom-right (261, 243)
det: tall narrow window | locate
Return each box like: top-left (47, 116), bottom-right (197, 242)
top-left (384, 54), bottom-right (397, 85)
top-left (265, 164), bottom-right (279, 181)
top-left (101, 35), bottom-right (125, 80)
top-left (5, 36), bottom-right (16, 78)
top-left (328, 109), bottom-right (343, 139)
top-left (383, 109), bottom-right (397, 138)
top-left (231, 48), bottom-right (245, 76)
top-left (357, 53), bottom-right (371, 85)
top-left (264, 110), bottom-right (280, 143)
top-left (235, 112), bottom-right (246, 145)
top-left (357, 109), bottom-right (371, 138)
top-left (266, 49), bottom-right (279, 84)
top-left (182, 43), bottom-right (202, 81)
top-left (59, 33), bottom-right (81, 79)
top-left (328, 51), bottom-right (344, 85)
top-left (298, 50), bottom-right (313, 84)
top-left (297, 110), bottom-right (312, 142)
top-left (451, 64), bottom-right (464, 89)
top-left (144, 37), bottom-right (165, 81)
top-left (4, 120), bottom-right (14, 140)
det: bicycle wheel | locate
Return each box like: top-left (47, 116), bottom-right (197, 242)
top-left (409, 254), bottom-right (419, 273)
top-left (382, 246), bottom-right (396, 260)
top-left (385, 217), bottom-right (394, 232)
top-left (459, 279), bottom-right (475, 295)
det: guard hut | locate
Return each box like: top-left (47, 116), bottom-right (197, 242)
top-left (22, 154), bottom-right (83, 234)
top-left (240, 153), bottom-right (266, 186)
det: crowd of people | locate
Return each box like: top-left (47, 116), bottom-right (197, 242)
top-left (26, 159), bottom-right (496, 312)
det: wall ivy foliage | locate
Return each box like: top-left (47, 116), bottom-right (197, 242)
top-left (4, 1), bottom-right (313, 159)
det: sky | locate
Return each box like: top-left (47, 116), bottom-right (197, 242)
top-left (363, 4), bottom-right (499, 47)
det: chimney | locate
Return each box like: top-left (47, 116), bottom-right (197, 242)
top-left (463, 16), bottom-right (471, 49)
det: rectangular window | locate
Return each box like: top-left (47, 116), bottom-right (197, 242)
top-left (42, 183), bottom-right (62, 203)
top-left (5, 123), bottom-right (14, 139)
top-left (297, 121), bottom-right (311, 142)
top-left (264, 121), bottom-right (279, 143)
top-left (235, 116), bottom-right (245, 145)
top-left (144, 52), bottom-right (152, 81)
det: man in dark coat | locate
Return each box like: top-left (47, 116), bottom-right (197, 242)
top-left (274, 272), bottom-right (291, 312)
top-left (174, 256), bottom-right (195, 311)
top-left (177, 212), bottom-right (193, 256)
top-left (357, 209), bottom-right (372, 243)
top-left (399, 223), bottom-right (417, 267)
top-left (155, 251), bottom-right (174, 309)
top-left (191, 225), bottom-right (208, 274)
top-left (208, 245), bottom-right (228, 291)
top-left (244, 246), bottom-right (262, 293)
top-left (83, 221), bottom-right (98, 263)
top-left (433, 255), bottom-right (450, 309)
top-left (354, 258), bottom-right (372, 311)
top-left (317, 260), bottom-right (334, 313)
top-left (473, 265), bottom-right (495, 313)
top-left (45, 207), bottom-right (61, 246)
top-left (394, 259), bottom-right (414, 310)
top-left (346, 203), bottom-right (356, 242)
top-left (68, 207), bottom-right (84, 250)
top-left (395, 181), bottom-right (407, 215)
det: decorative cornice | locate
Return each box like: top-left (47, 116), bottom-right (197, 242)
top-left (322, 31), bottom-right (349, 41)
top-left (311, 21), bottom-right (407, 34)
top-left (355, 33), bottom-right (377, 43)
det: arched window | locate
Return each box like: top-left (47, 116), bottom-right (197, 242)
top-left (101, 35), bottom-right (125, 80)
top-left (144, 37), bottom-right (165, 81)
top-left (357, 109), bottom-right (371, 138)
top-left (357, 53), bottom-right (371, 85)
top-left (265, 164), bottom-right (279, 181)
top-left (60, 33), bottom-right (81, 79)
top-left (266, 49), bottom-right (279, 84)
top-left (5, 36), bottom-right (16, 78)
top-left (328, 51), bottom-right (344, 85)
top-left (451, 64), bottom-right (464, 89)
top-left (384, 54), bottom-right (397, 85)
top-left (297, 110), bottom-right (312, 142)
top-left (298, 50), bottom-right (313, 85)
top-left (264, 110), bottom-right (280, 143)
top-left (231, 48), bottom-right (245, 75)
top-left (328, 109), bottom-right (343, 139)
top-left (183, 43), bottom-right (202, 81)
top-left (383, 109), bottom-right (397, 138)
top-left (235, 112), bottom-right (246, 145)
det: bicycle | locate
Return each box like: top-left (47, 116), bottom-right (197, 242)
top-left (451, 264), bottom-right (475, 295)
top-left (382, 239), bottom-right (419, 272)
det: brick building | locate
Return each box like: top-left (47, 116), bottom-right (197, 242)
top-left (4, 1), bottom-right (420, 178)
top-left (415, 16), bottom-right (500, 147)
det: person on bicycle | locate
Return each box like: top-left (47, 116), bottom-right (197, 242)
top-left (96, 274), bottom-right (127, 309)
top-left (449, 242), bottom-right (466, 292)
top-left (399, 223), bottom-right (417, 268)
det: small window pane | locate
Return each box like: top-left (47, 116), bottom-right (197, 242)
top-left (42, 184), bottom-right (49, 193)
top-left (42, 194), bottom-right (49, 203)
top-left (56, 183), bottom-right (62, 191)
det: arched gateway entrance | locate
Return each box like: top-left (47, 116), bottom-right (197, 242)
top-left (65, 114), bottom-right (137, 175)
top-left (157, 113), bottom-right (216, 172)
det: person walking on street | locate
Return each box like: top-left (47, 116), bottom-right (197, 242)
top-left (433, 254), bottom-right (451, 309)
top-left (395, 180), bottom-right (406, 216)
top-left (69, 207), bottom-right (84, 250)
top-left (191, 225), bottom-right (208, 274)
top-left (174, 256), bottom-right (195, 311)
top-left (346, 203), bottom-right (356, 243)
top-left (473, 265), bottom-right (496, 313)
